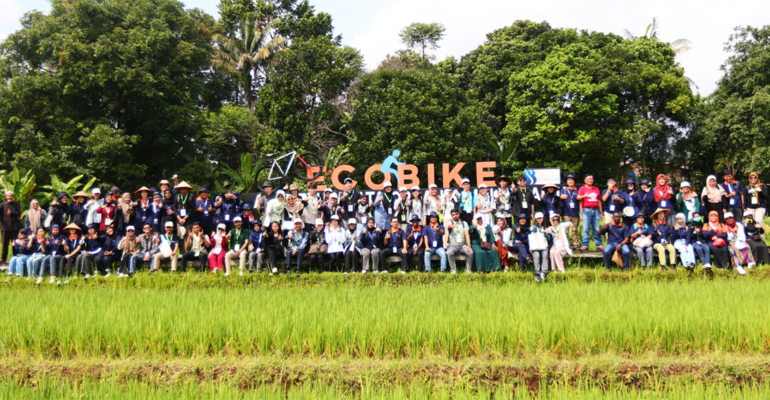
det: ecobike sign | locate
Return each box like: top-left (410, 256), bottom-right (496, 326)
top-left (524, 168), bottom-right (562, 186)
top-left (308, 150), bottom-right (499, 191)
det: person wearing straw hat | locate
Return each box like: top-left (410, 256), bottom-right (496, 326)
top-left (286, 217), bottom-right (308, 276)
top-left (224, 216), bottom-right (249, 276)
top-left (174, 181), bottom-right (196, 239)
top-left (651, 207), bottom-right (676, 270)
top-left (471, 213), bottom-right (499, 275)
top-left (494, 175), bottom-right (513, 224)
top-left (559, 174), bottom-right (581, 250)
top-left (597, 212), bottom-right (630, 271)
top-left (744, 172), bottom-right (767, 225)
top-left (539, 183), bottom-right (561, 227)
top-left (58, 224), bottom-right (83, 283)
top-left (69, 191), bottom-right (90, 231)
top-left (133, 186), bottom-right (153, 231)
top-left (153, 221), bottom-right (180, 275)
top-left (158, 175), bottom-right (178, 198)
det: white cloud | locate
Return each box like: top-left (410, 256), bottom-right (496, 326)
top-left (0, 0), bottom-right (24, 42)
top-left (350, 0), bottom-right (770, 95)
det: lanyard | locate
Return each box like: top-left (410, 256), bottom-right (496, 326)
top-left (180, 193), bottom-right (189, 205)
top-left (233, 229), bottom-right (245, 243)
top-left (383, 192), bottom-right (392, 204)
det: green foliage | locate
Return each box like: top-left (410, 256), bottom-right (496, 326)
top-left (0, 168), bottom-right (36, 208)
top-left (348, 69), bottom-right (491, 181)
top-left (399, 22), bottom-right (446, 61)
top-left (35, 174), bottom-right (97, 207)
top-left (218, 153), bottom-right (264, 193)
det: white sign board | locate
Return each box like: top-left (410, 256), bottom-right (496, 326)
top-left (524, 168), bottom-right (561, 186)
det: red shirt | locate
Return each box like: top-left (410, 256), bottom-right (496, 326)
top-left (578, 186), bottom-right (601, 208)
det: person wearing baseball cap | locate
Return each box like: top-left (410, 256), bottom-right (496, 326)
top-left (325, 215), bottom-right (345, 272)
top-left (208, 224), bottom-right (228, 273)
top-left (152, 220), bottom-right (180, 274)
top-left (674, 181), bottom-right (700, 223)
top-left (424, 183), bottom-right (442, 223)
top-left (602, 178), bottom-right (628, 228)
top-left (342, 217), bottom-right (363, 273)
top-left (373, 181), bottom-right (395, 231)
top-left (255, 181), bottom-right (274, 218)
top-left (560, 174), bottom-right (581, 250)
top-left (320, 192), bottom-right (343, 225)
top-left (285, 217), bottom-right (308, 276)
top-left (306, 218), bottom-right (327, 273)
top-left (423, 211), bottom-right (447, 273)
top-left (539, 183), bottom-right (561, 227)
top-left (458, 177), bottom-right (475, 226)
top-left (596, 211), bottom-right (631, 271)
top-left (84, 187), bottom-right (104, 231)
top-left (224, 216), bottom-right (249, 276)
top-left (178, 222), bottom-right (210, 274)
top-left (117, 224), bottom-right (139, 278)
top-left (340, 177), bottom-right (364, 222)
top-left (405, 214), bottom-right (425, 272)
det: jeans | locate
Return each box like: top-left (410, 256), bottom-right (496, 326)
top-left (446, 244), bottom-right (473, 272)
top-left (603, 242), bottom-right (630, 270)
top-left (692, 242), bottom-right (711, 265)
top-left (180, 251), bottom-right (208, 272)
top-left (129, 254), bottom-right (148, 275)
top-left (28, 254), bottom-right (46, 277)
top-left (673, 239), bottom-right (695, 266)
top-left (581, 208), bottom-right (602, 247)
top-left (44, 254), bottom-right (63, 276)
top-left (509, 242), bottom-right (528, 271)
top-left (8, 255), bottom-right (29, 276)
top-left (532, 249), bottom-right (548, 274)
top-left (424, 247), bottom-right (447, 271)
top-left (360, 248), bottom-right (381, 272)
top-left (633, 246), bottom-right (653, 268)
top-left (286, 248), bottom-right (304, 274)
top-left (248, 251), bottom-right (265, 272)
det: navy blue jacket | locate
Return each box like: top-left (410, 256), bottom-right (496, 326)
top-left (422, 224), bottom-right (444, 250)
top-left (599, 223), bottom-right (627, 244)
top-left (361, 229), bottom-right (381, 250)
top-left (671, 226), bottom-right (691, 245)
top-left (384, 229), bottom-right (406, 250)
top-left (652, 223), bottom-right (672, 244)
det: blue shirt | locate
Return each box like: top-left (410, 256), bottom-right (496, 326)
top-left (602, 189), bottom-right (628, 214)
top-left (405, 225), bottom-right (423, 248)
top-left (361, 229), bottom-right (381, 249)
top-left (249, 230), bottom-right (264, 252)
top-left (196, 198), bottom-right (214, 226)
top-left (422, 224), bottom-right (445, 249)
top-left (720, 181), bottom-right (744, 208)
top-left (385, 229), bottom-right (405, 250)
top-left (560, 186), bottom-right (579, 218)
top-left (652, 223), bottom-right (672, 244)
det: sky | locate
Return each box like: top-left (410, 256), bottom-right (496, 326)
top-left (2, 0), bottom-right (769, 96)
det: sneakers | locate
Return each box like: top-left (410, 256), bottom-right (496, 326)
top-left (271, 267), bottom-right (278, 274)
top-left (451, 271), bottom-right (456, 274)
top-left (748, 262), bottom-right (756, 269)
top-left (56, 279), bottom-right (61, 285)
top-left (239, 271), bottom-right (244, 276)
top-left (736, 265), bottom-right (747, 275)
top-left (49, 276), bottom-right (55, 284)
top-left (540, 272), bottom-right (546, 282)
top-left (104, 272), bottom-right (110, 278)
top-left (224, 272), bottom-right (230, 276)
top-left (84, 274), bottom-right (91, 280)
top-left (535, 275), bottom-right (541, 282)
top-left (3, 276), bottom-right (10, 283)
top-left (399, 270), bottom-right (406, 274)
top-left (381, 270), bottom-right (388, 274)
top-left (35, 276), bottom-right (43, 285)
top-left (361, 270), bottom-right (368, 274)
top-left (703, 263), bottom-right (712, 269)
top-left (504, 267), bottom-right (509, 273)
top-left (63, 278), bottom-right (69, 284)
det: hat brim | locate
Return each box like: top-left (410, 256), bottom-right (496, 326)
top-left (63, 223), bottom-right (81, 232)
top-left (651, 208), bottom-right (671, 218)
top-left (134, 187), bottom-right (152, 195)
top-left (174, 183), bottom-right (193, 190)
top-left (495, 176), bottom-right (512, 185)
top-left (541, 184), bottom-right (558, 190)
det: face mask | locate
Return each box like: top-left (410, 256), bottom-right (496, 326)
top-left (693, 217), bottom-right (702, 223)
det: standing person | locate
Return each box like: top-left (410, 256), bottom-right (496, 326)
top-left (5, 230), bottom-right (30, 280)
top-left (721, 170), bottom-right (745, 222)
top-left (180, 223), bottom-right (209, 273)
top-left (360, 218), bottom-right (382, 274)
top-left (623, 179), bottom-right (640, 226)
top-left (492, 216), bottom-right (512, 271)
top-left (324, 216), bottom-right (345, 272)
top-left (48, 192), bottom-right (70, 228)
top-left (158, 177), bottom-right (178, 198)
top-left (161, 188), bottom-right (177, 233)
top-left (342, 218), bottom-right (362, 274)
top-left (77, 224), bottom-right (102, 279)
top-left (510, 214), bottom-right (530, 272)
top-left (423, 211), bottom-right (447, 273)
top-left (224, 216), bottom-right (249, 276)
top-left (634, 179), bottom-right (657, 224)
top-left (218, 190), bottom-right (240, 230)
top-left (153, 221), bottom-right (180, 275)
top-left (702, 211), bottom-right (730, 269)
top-left (394, 187), bottom-right (409, 230)
top-left (300, 183), bottom-right (322, 233)
top-left (512, 175), bottom-right (535, 222)
top-left (672, 213), bottom-right (696, 270)
top-left (174, 182), bottom-right (196, 239)
top-left (494, 176), bottom-right (513, 225)
top-left (264, 190), bottom-right (287, 230)
top-left (474, 184), bottom-right (496, 227)
top-left (28, 227), bottom-right (49, 284)
top-left (470, 214), bottom-right (500, 275)
top-left (339, 177), bottom-right (364, 222)
top-left (724, 212), bottom-right (753, 274)
top-left (653, 174), bottom-right (676, 227)
top-left (597, 212), bottom-right (631, 271)
top-left (286, 218), bottom-right (308, 276)
top-left (134, 223), bottom-right (160, 275)
top-left (305, 219), bottom-right (326, 273)
top-left (405, 214), bottom-right (425, 273)
top-left (69, 191), bottom-right (89, 231)
top-left (115, 192), bottom-right (135, 234)
top-left (238, 203), bottom-right (258, 230)
top-left (380, 217), bottom-right (408, 273)
top-left (255, 182), bottom-right (274, 226)
top-left (676, 182), bottom-right (701, 222)
top-left (117, 226), bottom-right (139, 277)
top-left (195, 188), bottom-right (216, 235)
top-left (651, 208), bottom-right (676, 271)
top-left (458, 178), bottom-right (475, 226)
top-left (84, 188), bottom-right (104, 229)
top-left (207, 224), bottom-right (228, 273)
top-left (94, 224), bottom-right (120, 276)
top-left (58, 224), bottom-right (83, 282)
top-left (373, 182), bottom-right (395, 231)
top-left (95, 196), bottom-right (117, 233)
top-left (133, 187), bottom-right (153, 232)
top-left (577, 174), bottom-right (603, 251)
top-left (602, 178), bottom-right (627, 225)
top-left (745, 173), bottom-right (767, 225)
top-left (408, 186), bottom-right (425, 224)
top-left (446, 209), bottom-right (474, 273)
top-left (627, 213), bottom-right (654, 269)
top-left (539, 184), bottom-right (561, 227)
top-left (743, 211), bottom-right (770, 265)
top-left (263, 221), bottom-right (286, 275)
top-left (146, 191), bottom-right (164, 233)
top-left (247, 222), bottom-right (265, 273)
top-left (319, 193), bottom-right (343, 225)
top-left (528, 212), bottom-right (549, 280)
top-left (546, 213), bottom-right (573, 274)
top-left (559, 174), bottom-right (580, 250)
top-left (23, 199), bottom-right (47, 235)
top-left (686, 212), bottom-right (710, 268)
top-left (424, 184), bottom-right (443, 224)
top-left (701, 176), bottom-right (726, 223)
top-left (43, 224), bottom-right (65, 284)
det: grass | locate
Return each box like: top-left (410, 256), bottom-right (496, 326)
top-left (1, 279), bottom-right (769, 359)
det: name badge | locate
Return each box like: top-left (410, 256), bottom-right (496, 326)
top-left (609, 205), bottom-right (616, 212)
top-left (392, 246), bottom-right (397, 253)
top-left (145, 252), bottom-right (149, 258)
top-left (194, 251), bottom-right (200, 257)
top-left (752, 197), bottom-right (758, 205)
top-left (432, 240), bottom-right (438, 248)
top-left (234, 244), bottom-right (240, 252)
top-left (504, 204), bottom-right (510, 211)
top-left (180, 209), bottom-right (187, 217)
top-left (522, 201), bottom-right (528, 208)
top-left (661, 200), bottom-right (667, 208)
top-left (225, 215), bottom-right (230, 221)
top-left (142, 215), bottom-right (147, 221)
top-left (388, 207), bottom-right (393, 215)
top-left (729, 198), bottom-right (735, 206)
top-left (204, 211), bottom-right (209, 217)
top-left (569, 202), bottom-right (575, 209)
top-left (52, 251), bottom-right (57, 256)
top-left (154, 218), bottom-right (159, 225)
top-left (348, 205), bottom-right (353, 213)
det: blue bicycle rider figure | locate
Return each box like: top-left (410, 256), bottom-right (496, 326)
top-left (380, 150), bottom-right (405, 185)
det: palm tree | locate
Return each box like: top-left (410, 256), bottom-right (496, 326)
top-left (213, 13), bottom-right (287, 110)
top-left (625, 17), bottom-right (696, 88)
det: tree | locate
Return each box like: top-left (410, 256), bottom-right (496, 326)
top-left (213, 13), bottom-right (287, 110)
top-left (347, 69), bottom-right (492, 182)
top-left (0, 0), bottom-right (221, 188)
top-left (691, 26), bottom-right (770, 179)
top-left (625, 17), bottom-right (695, 88)
top-left (399, 23), bottom-right (446, 61)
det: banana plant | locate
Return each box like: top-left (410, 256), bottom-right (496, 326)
top-left (0, 168), bottom-right (37, 218)
top-left (35, 174), bottom-right (97, 206)
top-left (220, 153), bottom-right (264, 193)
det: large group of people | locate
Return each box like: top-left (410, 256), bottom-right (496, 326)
top-left (0, 169), bottom-right (767, 284)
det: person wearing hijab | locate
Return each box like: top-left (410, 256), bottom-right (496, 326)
top-left (724, 212), bottom-right (753, 274)
top-left (325, 216), bottom-right (345, 272)
top-left (492, 216), bottom-right (513, 271)
top-left (373, 182), bottom-right (396, 231)
top-left (27, 227), bottom-right (49, 284)
top-left (59, 224), bottom-right (83, 283)
top-left (95, 224), bottom-right (120, 276)
top-left (510, 214), bottom-right (530, 272)
top-left (117, 225), bottom-right (139, 277)
top-left (342, 218), bottom-right (362, 274)
top-left (743, 210), bottom-right (769, 265)
top-left (474, 184), bottom-right (496, 227)
top-left (651, 208), bottom-right (676, 270)
top-left (470, 214), bottom-right (500, 275)
top-left (745, 172), bottom-right (767, 225)
top-left (42, 224), bottom-right (65, 284)
top-left (305, 218), bottom-right (327, 273)
top-left (671, 213), bottom-right (696, 269)
top-left (633, 179), bottom-right (656, 224)
top-left (95, 195), bottom-right (117, 233)
top-left (675, 181), bottom-right (701, 222)
top-left (24, 199), bottom-right (47, 235)
top-left (265, 190), bottom-right (287, 230)
top-left (360, 218), bottom-right (382, 274)
top-left (539, 184), bottom-right (561, 227)
top-left (686, 212), bottom-right (711, 268)
top-left (115, 192), bottom-right (135, 234)
top-left (546, 213), bottom-right (572, 273)
top-left (528, 212), bottom-right (549, 280)
top-left (653, 174), bottom-right (676, 227)
top-left (283, 194), bottom-right (305, 232)
top-left (48, 192), bottom-right (70, 228)
top-left (702, 211), bottom-right (730, 269)
top-left (133, 187), bottom-right (153, 232)
top-left (701, 176), bottom-right (725, 223)
top-left (174, 181), bottom-right (196, 239)
top-left (627, 212), bottom-right (654, 269)
top-left (161, 188), bottom-right (177, 234)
